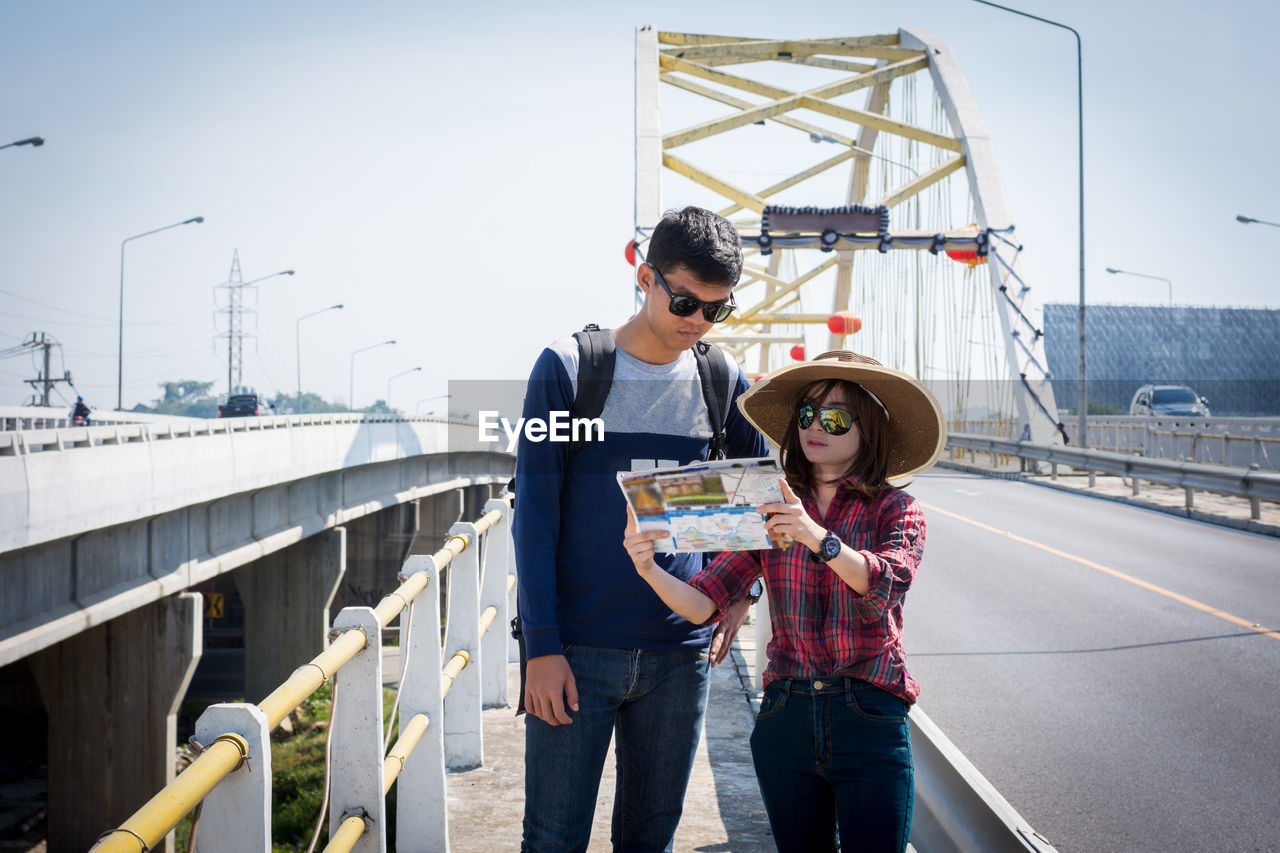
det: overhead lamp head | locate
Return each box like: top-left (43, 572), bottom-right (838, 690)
top-left (184, 216), bottom-right (204, 225)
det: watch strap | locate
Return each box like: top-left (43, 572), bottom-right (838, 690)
top-left (813, 530), bottom-right (841, 563)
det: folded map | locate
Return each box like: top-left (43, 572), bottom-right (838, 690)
top-left (618, 456), bottom-right (789, 553)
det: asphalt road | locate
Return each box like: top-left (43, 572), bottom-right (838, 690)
top-left (901, 470), bottom-right (1280, 853)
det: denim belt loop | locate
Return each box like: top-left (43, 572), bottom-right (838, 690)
top-left (843, 677), bottom-right (856, 704)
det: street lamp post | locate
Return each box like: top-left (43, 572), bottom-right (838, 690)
top-left (1105, 267), bottom-right (1176, 382)
top-left (971, 0), bottom-right (1086, 445)
top-left (117, 216), bottom-right (205, 410)
top-left (1104, 267), bottom-right (1172, 308)
top-left (1236, 214), bottom-right (1280, 228)
top-left (387, 367), bottom-right (422, 411)
top-left (349, 340), bottom-right (396, 411)
top-left (296, 303), bottom-right (343, 413)
top-left (417, 394), bottom-right (451, 414)
top-left (0, 137), bottom-right (44, 150)
top-left (223, 269), bottom-right (295, 396)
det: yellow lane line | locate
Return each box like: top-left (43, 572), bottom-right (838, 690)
top-left (920, 502), bottom-right (1280, 643)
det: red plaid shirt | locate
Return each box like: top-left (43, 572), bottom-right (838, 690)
top-left (689, 481), bottom-right (926, 704)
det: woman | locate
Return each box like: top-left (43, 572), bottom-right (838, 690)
top-left (623, 350), bottom-right (945, 853)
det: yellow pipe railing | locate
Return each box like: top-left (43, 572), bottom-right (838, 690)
top-left (440, 650), bottom-right (470, 697)
top-left (92, 735), bottom-right (248, 853)
top-left (92, 498), bottom-right (511, 852)
top-left (479, 605), bottom-right (499, 636)
top-left (321, 814), bottom-right (369, 853)
top-left (260, 628), bottom-right (367, 728)
top-left (383, 712), bottom-right (430, 794)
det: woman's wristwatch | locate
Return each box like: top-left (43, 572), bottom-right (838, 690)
top-left (810, 530), bottom-right (842, 563)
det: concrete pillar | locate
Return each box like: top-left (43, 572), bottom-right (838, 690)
top-left (462, 484), bottom-right (493, 523)
top-left (236, 527), bottom-right (346, 704)
top-left (443, 521), bottom-right (482, 770)
top-left (407, 490), bottom-right (463, 631)
top-left (30, 592), bottom-right (202, 853)
top-left (335, 503), bottom-right (420, 613)
top-left (408, 489), bottom-right (463, 557)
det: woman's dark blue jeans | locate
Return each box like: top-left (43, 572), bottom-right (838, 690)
top-left (749, 677), bottom-right (914, 853)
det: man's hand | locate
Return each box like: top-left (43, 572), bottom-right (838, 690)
top-left (525, 654), bottom-right (578, 726)
top-left (709, 597), bottom-right (751, 666)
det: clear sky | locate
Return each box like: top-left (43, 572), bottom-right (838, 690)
top-left (2, 0), bottom-right (1276, 411)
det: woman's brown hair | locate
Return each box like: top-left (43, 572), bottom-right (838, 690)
top-left (780, 379), bottom-right (892, 500)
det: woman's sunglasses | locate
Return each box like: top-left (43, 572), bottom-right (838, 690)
top-left (796, 403), bottom-right (857, 436)
top-left (648, 263), bottom-right (736, 323)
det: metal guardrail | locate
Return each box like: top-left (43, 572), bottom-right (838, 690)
top-left (954, 416), bottom-right (1280, 471)
top-left (91, 498), bottom-right (516, 853)
top-left (946, 432), bottom-right (1280, 519)
top-left (0, 410), bottom-right (466, 454)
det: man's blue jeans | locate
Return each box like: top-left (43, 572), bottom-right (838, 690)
top-left (749, 677), bottom-right (914, 853)
top-left (522, 645), bottom-right (710, 853)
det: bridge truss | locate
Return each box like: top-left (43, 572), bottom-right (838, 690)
top-left (635, 27), bottom-right (1064, 443)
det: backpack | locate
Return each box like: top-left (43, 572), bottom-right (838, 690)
top-left (569, 323), bottom-right (733, 459)
top-left (510, 323), bottom-right (735, 714)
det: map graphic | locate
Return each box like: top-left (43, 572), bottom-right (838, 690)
top-left (618, 457), bottom-right (786, 553)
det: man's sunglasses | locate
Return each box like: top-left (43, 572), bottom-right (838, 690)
top-left (796, 403), bottom-right (857, 436)
top-left (647, 263), bottom-right (736, 323)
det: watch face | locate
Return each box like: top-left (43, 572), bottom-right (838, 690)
top-left (821, 534), bottom-right (841, 560)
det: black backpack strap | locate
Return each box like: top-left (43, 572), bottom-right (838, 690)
top-left (510, 608), bottom-right (528, 716)
top-left (569, 324), bottom-right (615, 454)
top-left (693, 340), bottom-right (732, 460)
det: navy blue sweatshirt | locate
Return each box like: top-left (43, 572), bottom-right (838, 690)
top-left (512, 334), bottom-right (766, 659)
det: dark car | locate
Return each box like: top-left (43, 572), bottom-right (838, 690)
top-left (217, 393), bottom-right (263, 418)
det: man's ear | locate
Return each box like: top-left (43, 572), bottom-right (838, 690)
top-left (636, 262), bottom-right (654, 294)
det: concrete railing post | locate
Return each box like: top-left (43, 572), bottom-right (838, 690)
top-left (192, 703), bottom-right (272, 853)
top-left (329, 606), bottom-right (387, 853)
top-left (481, 499), bottom-right (513, 708)
top-left (443, 521), bottom-right (483, 769)
top-left (754, 588), bottom-right (772, 693)
top-left (395, 555), bottom-right (449, 852)
top-left (505, 496), bottom-right (520, 665)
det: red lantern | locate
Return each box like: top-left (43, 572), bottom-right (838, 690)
top-left (624, 239), bottom-right (637, 266)
top-left (827, 312), bottom-right (862, 335)
top-left (790, 344), bottom-right (805, 361)
top-left (944, 224), bottom-right (987, 268)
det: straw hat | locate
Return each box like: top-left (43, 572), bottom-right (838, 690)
top-left (737, 350), bottom-right (946, 480)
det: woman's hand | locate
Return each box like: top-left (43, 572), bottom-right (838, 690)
top-left (624, 506), bottom-right (668, 575)
top-left (623, 507), bottom-right (717, 624)
top-left (758, 478), bottom-right (827, 552)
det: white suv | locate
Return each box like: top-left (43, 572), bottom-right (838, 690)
top-left (1129, 385), bottom-right (1210, 417)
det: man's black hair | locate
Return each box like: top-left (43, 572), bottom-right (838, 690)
top-left (646, 206), bottom-right (743, 287)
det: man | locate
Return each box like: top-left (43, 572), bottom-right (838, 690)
top-left (514, 206), bottom-right (767, 852)
top-left (71, 396), bottom-right (91, 425)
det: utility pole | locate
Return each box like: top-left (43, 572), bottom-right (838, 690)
top-left (215, 250), bottom-right (249, 397)
top-left (21, 332), bottom-right (74, 406)
top-left (214, 251), bottom-right (295, 397)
